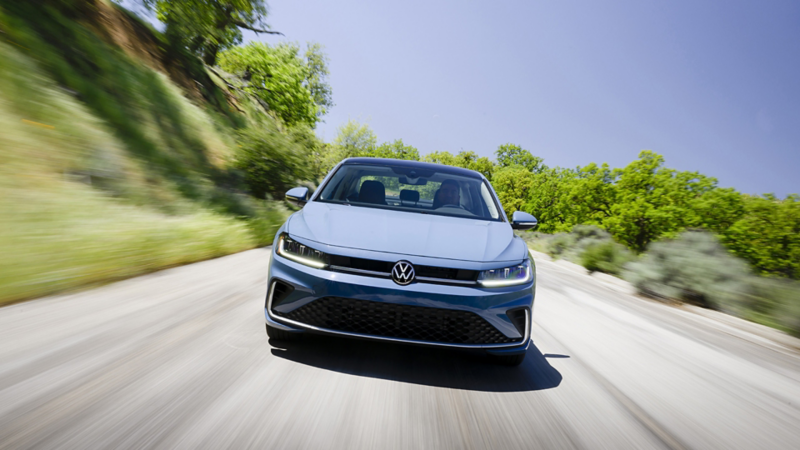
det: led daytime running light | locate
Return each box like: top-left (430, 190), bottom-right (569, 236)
top-left (277, 234), bottom-right (328, 269)
top-left (478, 261), bottom-right (531, 287)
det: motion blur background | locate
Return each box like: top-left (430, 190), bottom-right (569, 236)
top-left (1, 0), bottom-right (797, 336)
top-left (2, 1), bottom-right (800, 448)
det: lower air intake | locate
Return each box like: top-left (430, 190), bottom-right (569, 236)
top-left (274, 297), bottom-right (521, 345)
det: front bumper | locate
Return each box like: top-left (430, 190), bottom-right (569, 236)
top-left (265, 251), bottom-right (534, 354)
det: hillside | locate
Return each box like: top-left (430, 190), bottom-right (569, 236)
top-left (0, 0), bottom-right (289, 305)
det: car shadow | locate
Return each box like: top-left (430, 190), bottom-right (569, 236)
top-left (269, 334), bottom-right (562, 393)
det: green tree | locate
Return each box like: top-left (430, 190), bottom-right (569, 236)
top-left (218, 42), bottom-right (332, 126)
top-left (320, 120), bottom-right (377, 173)
top-left (722, 194), bottom-right (800, 279)
top-left (142, 0), bottom-right (282, 66)
top-left (601, 151), bottom-right (720, 252)
top-left (368, 139), bottom-right (420, 160)
top-left (422, 150), bottom-right (457, 166)
top-left (303, 43), bottom-right (333, 118)
top-left (693, 187), bottom-right (745, 233)
top-left (495, 143), bottom-right (545, 173)
top-left (421, 150), bottom-right (494, 179)
top-left (470, 156), bottom-right (495, 181)
top-left (234, 122), bottom-right (310, 199)
top-left (492, 165), bottom-right (535, 215)
top-left (565, 162), bottom-right (617, 227)
top-left (524, 167), bottom-right (577, 233)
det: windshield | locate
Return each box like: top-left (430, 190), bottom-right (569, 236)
top-left (316, 163), bottom-right (503, 221)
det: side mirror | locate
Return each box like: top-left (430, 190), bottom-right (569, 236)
top-left (511, 211), bottom-right (538, 230)
top-left (285, 187), bottom-right (309, 207)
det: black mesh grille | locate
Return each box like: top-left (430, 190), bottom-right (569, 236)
top-left (274, 297), bottom-right (520, 345)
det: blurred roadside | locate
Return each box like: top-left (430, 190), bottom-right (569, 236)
top-left (0, 0), bottom-right (293, 305)
top-left (521, 227), bottom-right (800, 339)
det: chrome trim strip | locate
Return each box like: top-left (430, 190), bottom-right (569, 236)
top-left (415, 276), bottom-right (477, 286)
top-left (267, 298), bottom-right (528, 350)
top-left (329, 265), bottom-right (391, 277)
top-left (524, 308), bottom-right (530, 342)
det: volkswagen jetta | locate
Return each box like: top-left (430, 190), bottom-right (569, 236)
top-left (264, 158), bottom-right (537, 365)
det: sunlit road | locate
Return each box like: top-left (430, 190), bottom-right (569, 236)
top-left (2, 248), bottom-right (800, 449)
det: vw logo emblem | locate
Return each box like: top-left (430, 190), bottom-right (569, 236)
top-left (391, 261), bottom-right (415, 285)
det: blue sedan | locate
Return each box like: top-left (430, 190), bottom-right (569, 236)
top-left (264, 158), bottom-right (538, 365)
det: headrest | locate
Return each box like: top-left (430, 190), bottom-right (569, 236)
top-left (399, 189), bottom-right (420, 203)
top-left (358, 180), bottom-right (386, 204)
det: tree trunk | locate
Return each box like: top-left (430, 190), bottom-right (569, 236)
top-left (203, 42), bottom-right (219, 66)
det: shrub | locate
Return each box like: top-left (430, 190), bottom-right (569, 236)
top-left (549, 225), bottom-right (618, 262)
top-left (745, 277), bottom-right (800, 337)
top-left (548, 232), bottom-right (578, 259)
top-left (623, 230), bottom-right (753, 312)
top-left (581, 241), bottom-right (634, 275)
top-left (235, 122), bottom-right (312, 199)
top-left (518, 225), bottom-right (633, 274)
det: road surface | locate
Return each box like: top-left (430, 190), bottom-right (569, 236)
top-left (1, 248), bottom-right (799, 449)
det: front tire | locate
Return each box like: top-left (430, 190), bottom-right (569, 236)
top-left (266, 324), bottom-right (299, 342)
top-left (492, 353), bottom-right (525, 366)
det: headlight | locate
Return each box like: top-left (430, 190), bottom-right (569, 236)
top-left (478, 260), bottom-right (532, 287)
top-left (276, 233), bottom-right (329, 269)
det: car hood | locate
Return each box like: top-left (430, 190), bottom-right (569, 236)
top-left (287, 202), bottom-right (525, 263)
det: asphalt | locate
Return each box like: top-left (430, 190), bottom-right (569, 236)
top-left (1, 247), bottom-right (799, 449)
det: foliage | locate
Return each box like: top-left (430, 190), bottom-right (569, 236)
top-left (745, 277), bottom-right (800, 337)
top-left (303, 43), bottom-right (333, 118)
top-left (420, 150), bottom-right (492, 179)
top-left (624, 231), bottom-right (753, 311)
top-left (422, 150), bottom-right (457, 166)
top-left (523, 167), bottom-right (576, 233)
top-left (318, 120), bottom-right (378, 175)
top-left (492, 165), bottom-right (534, 215)
top-left (624, 230), bottom-right (800, 337)
top-left (495, 143), bottom-right (545, 173)
top-left (218, 42), bottom-right (332, 127)
top-left (141, 0), bottom-right (278, 65)
top-left (2, 1), bottom-right (248, 210)
top-left (601, 151), bottom-right (714, 252)
top-left (366, 139), bottom-right (420, 161)
top-left (0, 4), bottom-right (290, 305)
top-left (234, 122), bottom-right (313, 199)
top-left (580, 241), bottom-right (634, 276)
top-left (721, 194), bottom-right (800, 279)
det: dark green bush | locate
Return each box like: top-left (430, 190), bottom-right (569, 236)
top-left (234, 122), bottom-right (313, 199)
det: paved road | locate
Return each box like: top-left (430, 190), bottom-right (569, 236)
top-left (2, 248), bottom-right (800, 449)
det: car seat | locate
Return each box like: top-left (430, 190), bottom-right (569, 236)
top-left (358, 180), bottom-right (387, 205)
top-left (432, 188), bottom-right (444, 209)
top-left (399, 189), bottom-right (420, 206)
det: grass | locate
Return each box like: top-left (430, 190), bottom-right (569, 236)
top-left (0, 3), bottom-right (288, 306)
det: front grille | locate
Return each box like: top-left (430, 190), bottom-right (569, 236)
top-left (328, 255), bottom-right (478, 284)
top-left (274, 297), bottom-right (520, 345)
top-left (416, 265), bottom-right (477, 281)
top-left (329, 255), bottom-right (392, 273)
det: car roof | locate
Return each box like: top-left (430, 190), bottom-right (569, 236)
top-left (342, 157), bottom-right (484, 180)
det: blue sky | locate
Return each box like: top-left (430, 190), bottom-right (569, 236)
top-left (239, 0), bottom-right (798, 197)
